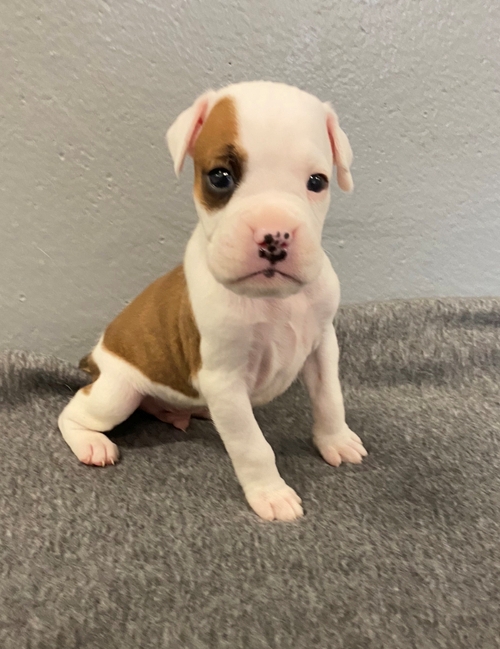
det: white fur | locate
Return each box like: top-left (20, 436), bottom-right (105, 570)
top-left (58, 81), bottom-right (366, 521)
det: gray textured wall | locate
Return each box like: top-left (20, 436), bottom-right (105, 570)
top-left (1, 0), bottom-right (499, 361)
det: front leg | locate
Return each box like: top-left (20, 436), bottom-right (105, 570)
top-left (302, 325), bottom-right (367, 466)
top-left (198, 370), bottom-right (303, 521)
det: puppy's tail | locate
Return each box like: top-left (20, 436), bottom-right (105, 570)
top-left (78, 353), bottom-right (100, 382)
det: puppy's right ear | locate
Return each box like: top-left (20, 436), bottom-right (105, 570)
top-left (324, 103), bottom-right (354, 193)
top-left (166, 91), bottom-right (216, 177)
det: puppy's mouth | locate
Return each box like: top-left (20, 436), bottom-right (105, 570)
top-left (230, 268), bottom-right (303, 285)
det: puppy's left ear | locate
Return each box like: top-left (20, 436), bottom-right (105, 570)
top-left (166, 90), bottom-right (216, 177)
top-left (324, 103), bottom-right (354, 192)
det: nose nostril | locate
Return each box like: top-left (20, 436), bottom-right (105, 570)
top-left (253, 226), bottom-right (295, 247)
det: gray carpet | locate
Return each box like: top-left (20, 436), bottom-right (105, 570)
top-left (1, 297), bottom-right (500, 649)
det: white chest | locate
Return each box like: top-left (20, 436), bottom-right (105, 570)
top-left (244, 299), bottom-right (323, 405)
top-left (187, 238), bottom-right (340, 407)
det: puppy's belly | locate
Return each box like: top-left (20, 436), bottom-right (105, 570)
top-left (248, 360), bottom-right (307, 407)
top-left (246, 324), bottom-right (315, 407)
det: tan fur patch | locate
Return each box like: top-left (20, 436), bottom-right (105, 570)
top-left (102, 265), bottom-right (201, 397)
top-left (193, 96), bottom-right (247, 210)
top-left (79, 353), bottom-right (101, 394)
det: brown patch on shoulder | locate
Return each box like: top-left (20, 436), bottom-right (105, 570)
top-left (79, 353), bottom-right (101, 394)
top-left (193, 95), bottom-right (247, 211)
top-left (103, 265), bottom-right (201, 398)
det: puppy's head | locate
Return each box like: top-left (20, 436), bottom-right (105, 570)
top-left (167, 81), bottom-right (353, 299)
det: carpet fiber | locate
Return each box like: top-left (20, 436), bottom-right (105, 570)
top-left (1, 297), bottom-right (499, 649)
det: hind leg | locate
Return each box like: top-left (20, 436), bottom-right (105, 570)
top-left (58, 371), bottom-right (141, 466)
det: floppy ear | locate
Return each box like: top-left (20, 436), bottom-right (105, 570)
top-left (166, 90), bottom-right (216, 177)
top-left (324, 103), bottom-right (354, 192)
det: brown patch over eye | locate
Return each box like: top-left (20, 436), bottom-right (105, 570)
top-left (193, 96), bottom-right (247, 211)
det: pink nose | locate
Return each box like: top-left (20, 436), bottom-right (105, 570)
top-left (253, 228), bottom-right (293, 245)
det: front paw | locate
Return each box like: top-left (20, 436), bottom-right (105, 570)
top-left (245, 483), bottom-right (303, 522)
top-left (315, 426), bottom-right (367, 467)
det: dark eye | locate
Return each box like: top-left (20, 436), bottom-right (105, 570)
top-left (307, 173), bottom-right (329, 193)
top-left (207, 168), bottom-right (235, 192)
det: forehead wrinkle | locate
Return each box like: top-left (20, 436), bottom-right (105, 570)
top-left (202, 144), bottom-right (240, 169)
top-left (233, 92), bottom-right (332, 168)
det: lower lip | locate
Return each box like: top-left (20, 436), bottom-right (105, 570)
top-left (232, 269), bottom-right (302, 285)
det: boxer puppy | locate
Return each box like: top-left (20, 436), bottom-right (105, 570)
top-left (59, 81), bottom-right (367, 521)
